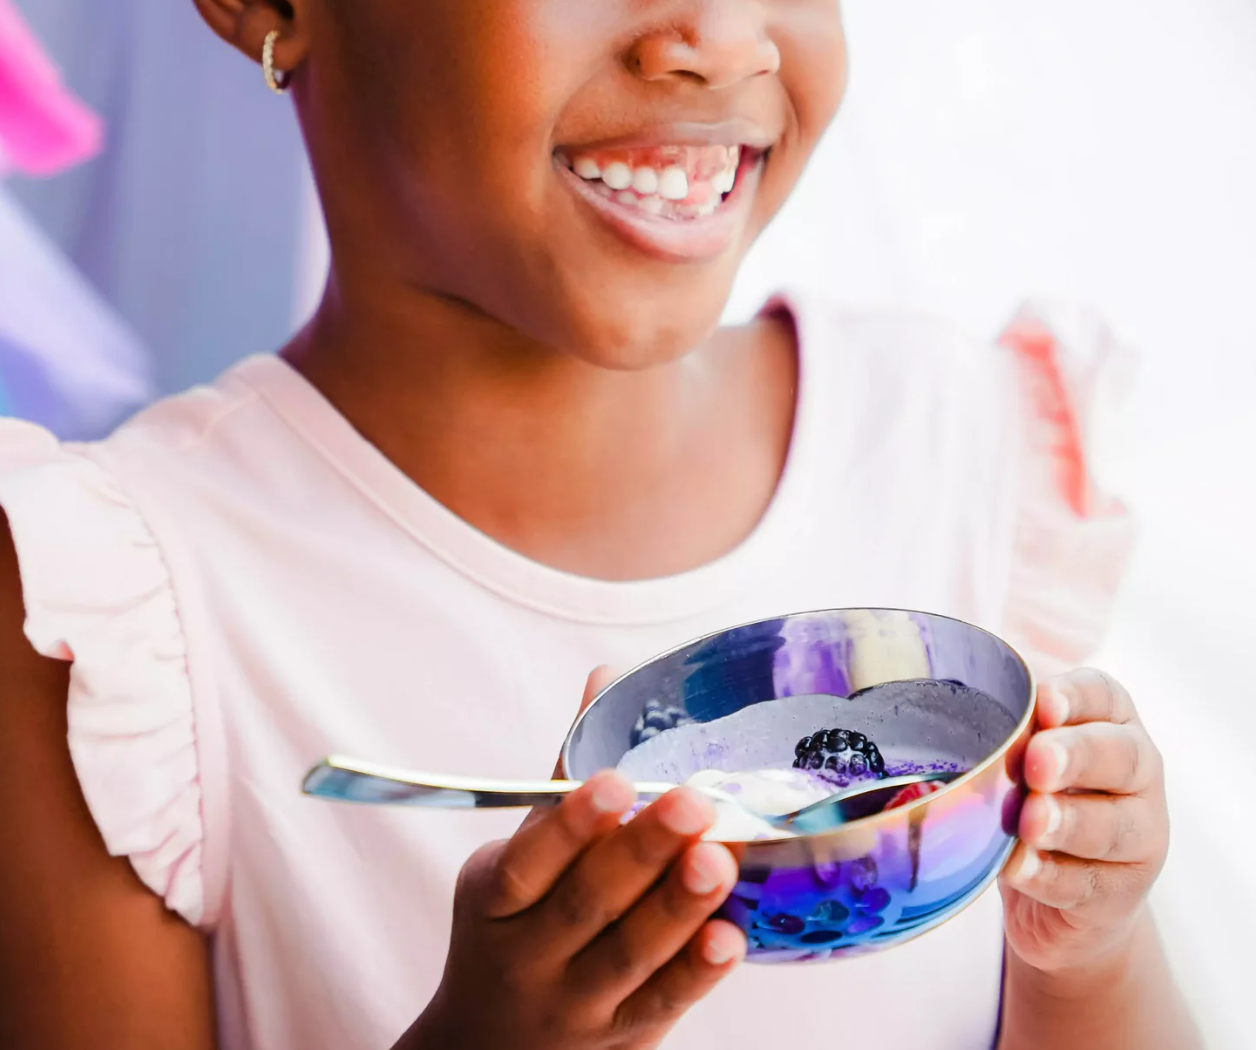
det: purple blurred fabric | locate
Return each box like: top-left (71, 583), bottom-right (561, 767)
top-left (9, 0), bottom-right (310, 396)
top-left (0, 184), bottom-right (152, 438)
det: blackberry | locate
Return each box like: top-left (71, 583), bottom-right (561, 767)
top-left (630, 698), bottom-right (694, 746)
top-left (793, 727), bottom-right (887, 782)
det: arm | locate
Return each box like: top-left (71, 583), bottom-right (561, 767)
top-left (0, 512), bottom-right (217, 1050)
top-left (999, 911), bottom-right (1199, 1050)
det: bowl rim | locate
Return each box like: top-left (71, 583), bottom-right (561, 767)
top-left (561, 605), bottom-right (1037, 843)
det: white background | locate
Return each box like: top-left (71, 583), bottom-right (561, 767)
top-left (730, 5), bottom-right (1256, 1042)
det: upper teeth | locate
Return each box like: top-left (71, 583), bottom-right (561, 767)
top-left (631, 167), bottom-right (659, 195)
top-left (569, 155), bottom-right (737, 204)
top-left (601, 161), bottom-right (632, 190)
top-left (657, 167), bottom-right (690, 201)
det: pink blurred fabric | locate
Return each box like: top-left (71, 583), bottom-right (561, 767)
top-left (0, 0), bottom-right (102, 176)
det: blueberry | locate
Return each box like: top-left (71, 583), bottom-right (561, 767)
top-left (850, 857), bottom-right (878, 892)
top-left (809, 900), bottom-right (850, 924)
top-left (860, 887), bottom-right (891, 913)
top-left (847, 914), bottom-right (885, 935)
top-left (765, 914), bottom-right (806, 935)
top-left (801, 930), bottom-right (844, 945)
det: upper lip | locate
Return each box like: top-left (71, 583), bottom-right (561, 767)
top-left (555, 118), bottom-right (777, 154)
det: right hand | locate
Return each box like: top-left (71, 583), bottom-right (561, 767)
top-left (408, 676), bottom-right (745, 1050)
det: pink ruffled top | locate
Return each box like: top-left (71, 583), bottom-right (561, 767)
top-left (0, 294), bottom-right (1133, 1050)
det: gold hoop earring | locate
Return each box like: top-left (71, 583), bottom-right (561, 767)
top-left (263, 30), bottom-right (290, 94)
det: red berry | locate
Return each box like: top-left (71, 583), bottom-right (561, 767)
top-left (883, 781), bottom-right (944, 811)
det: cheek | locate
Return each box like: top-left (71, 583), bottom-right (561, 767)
top-left (330, 0), bottom-right (578, 171)
top-left (778, 7), bottom-right (849, 138)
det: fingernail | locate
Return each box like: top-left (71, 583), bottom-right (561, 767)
top-left (591, 775), bottom-right (635, 814)
top-left (1049, 742), bottom-right (1069, 783)
top-left (1041, 796), bottom-right (1063, 841)
top-left (661, 790), bottom-right (714, 836)
top-left (684, 845), bottom-right (730, 896)
top-left (704, 929), bottom-right (742, 966)
top-left (1015, 848), bottom-right (1042, 883)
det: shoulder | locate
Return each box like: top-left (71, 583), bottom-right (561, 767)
top-left (779, 290), bottom-right (1137, 672)
top-left (98, 357), bottom-right (268, 470)
top-left (781, 291), bottom-right (1010, 427)
top-left (779, 291), bottom-right (1016, 489)
top-left (0, 368), bottom-right (267, 930)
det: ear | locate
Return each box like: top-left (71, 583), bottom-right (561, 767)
top-left (190, 0), bottom-right (310, 81)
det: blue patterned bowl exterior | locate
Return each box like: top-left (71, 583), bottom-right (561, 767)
top-left (562, 609), bottom-right (1035, 963)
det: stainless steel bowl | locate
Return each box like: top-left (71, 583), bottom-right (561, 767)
top-left (562, 608), bottom-right (1034, 963)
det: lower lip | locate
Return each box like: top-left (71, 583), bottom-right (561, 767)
top-left (556, 151), bottom-right (764, 263)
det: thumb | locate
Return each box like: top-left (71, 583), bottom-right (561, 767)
top-left (551, 665), bottom-right (620, 779)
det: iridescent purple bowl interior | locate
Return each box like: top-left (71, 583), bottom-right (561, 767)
top-left (562, 609), bottom-right (1034, 963)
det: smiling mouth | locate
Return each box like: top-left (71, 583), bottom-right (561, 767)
top-left (554, 143), bottom-right (763, 222)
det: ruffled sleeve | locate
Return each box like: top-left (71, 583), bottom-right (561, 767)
top-left (998, 303), bottom-right (1138, 679)
top-left (0, 420), bottom-right (208, 927)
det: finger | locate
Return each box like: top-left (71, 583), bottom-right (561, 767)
top-left (570, 841), bottom-right (738, 999)
top-left (1025, 723), bottom-right (1161, 795)
top-left (1002, 843), bottom-right (1144, 912)
top-left (614, 920), bottom-right (745, 1033)
top-left (552, 666), bottom-right (620, 778)
top-left (537, 787), bottom-right (717, 956)
top-left (1020, 791), bottom-right (1164, 863)
top-left (482, 771), bottom-right (637, 919)
top-left (582, 665), bottom-right (619, 712)
top-left (1040, 669), bottom-right (1138, 729)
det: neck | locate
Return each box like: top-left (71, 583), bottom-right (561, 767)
top-left (284, 275), bottom-right (797, 580)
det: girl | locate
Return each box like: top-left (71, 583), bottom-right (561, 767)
top-left (0, 1), bottom-right (1200, 1048)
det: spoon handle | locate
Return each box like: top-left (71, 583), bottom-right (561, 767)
top-left (303, 756), bottom-right (678, 810)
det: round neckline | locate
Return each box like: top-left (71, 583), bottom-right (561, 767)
top-left (233, 291), bottom-right (843, 626)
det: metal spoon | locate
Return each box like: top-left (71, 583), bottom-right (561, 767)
top-left (302, 755), bottom-right (681, 810)
top-left (775, 771), bottom-right (959, 834)
top-left (302, 756), bottom-right (959, 832)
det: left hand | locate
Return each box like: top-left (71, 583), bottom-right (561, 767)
top-left (1000, 668), bottom-right (1169, 975)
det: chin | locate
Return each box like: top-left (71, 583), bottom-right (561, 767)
top-left (543, 267), bottom-right (741, 371)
